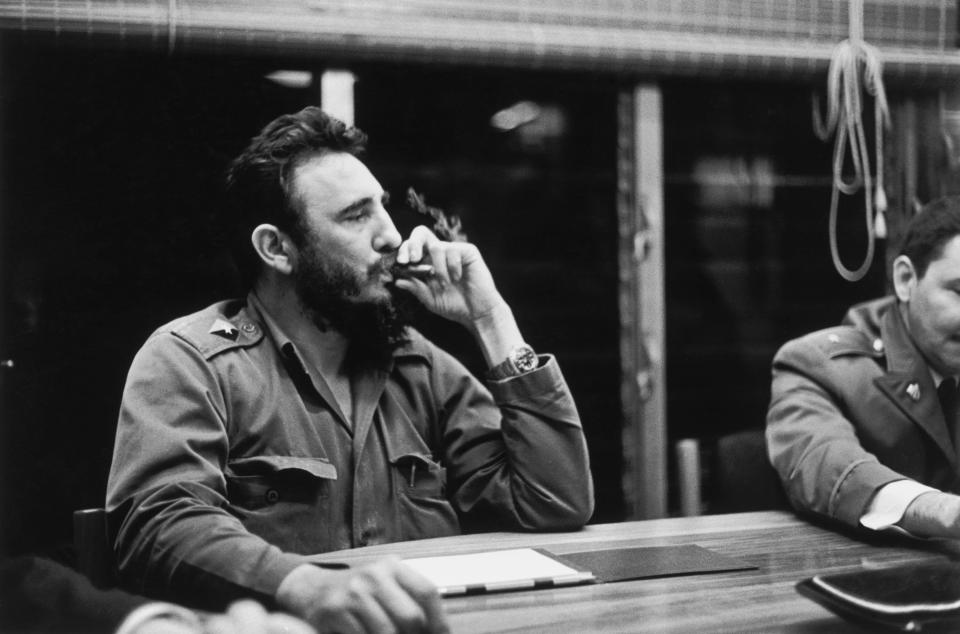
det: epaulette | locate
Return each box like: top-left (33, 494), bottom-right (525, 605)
top-left (164, 302), bottom-right (265, 361)
top-left (811, 326), bottom-right (885, 359)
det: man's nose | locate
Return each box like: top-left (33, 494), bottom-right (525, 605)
top-left (372, 207), bottom-right (402, 253)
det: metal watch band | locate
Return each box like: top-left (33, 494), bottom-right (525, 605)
top-left (487, 344), bottom-right (537, 380)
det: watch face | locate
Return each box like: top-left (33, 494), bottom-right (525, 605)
top-left (512, 345), bottom-right (537, 372)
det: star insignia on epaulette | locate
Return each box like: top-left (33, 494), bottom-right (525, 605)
top-left (209, 318), bottom-right (239, 340)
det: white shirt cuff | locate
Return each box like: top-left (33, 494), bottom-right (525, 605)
top-left (860, 479), bottom-right (939, 532)
top-left (114, 602), bottom-right (203, 634)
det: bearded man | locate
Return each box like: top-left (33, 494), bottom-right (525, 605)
top-left (104, 107), bottom-right (593, 634)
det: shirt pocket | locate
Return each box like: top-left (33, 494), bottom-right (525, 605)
top-left (226, 455), bottom-right (338, 509)
top-left (225, 455), bottom-right (338, 553)
top-left (387, 450), bottom-right (460, 540)
top-left (392, 452), bottom-right (446, 499)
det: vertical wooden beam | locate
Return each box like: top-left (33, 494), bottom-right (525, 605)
top-left (320, 69), bottom-right (356, 126)
top-left (618, 84), bottom-right (667, 519)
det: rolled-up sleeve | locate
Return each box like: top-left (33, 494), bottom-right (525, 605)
top-left (437, 353), bottom-right (594, 531)
top-left (105, 333), bottom-right (306, 610)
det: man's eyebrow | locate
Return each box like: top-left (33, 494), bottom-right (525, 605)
top-left (335, 192), bottom-right (389, 219)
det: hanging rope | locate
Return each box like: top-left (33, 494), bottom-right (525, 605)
top-left (812, 0), bottom-right (890, 282)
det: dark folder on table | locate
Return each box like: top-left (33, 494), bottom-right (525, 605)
top-left (552, 544), bottom-right (756, 583)
top-left (796, 560), bottom-right (960, 631)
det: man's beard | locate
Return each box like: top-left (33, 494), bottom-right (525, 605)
top-left (293, 243), bottom-right (414, 368)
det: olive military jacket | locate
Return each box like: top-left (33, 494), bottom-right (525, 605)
top-left (767, 296), bottom-right (960, 528)
top-left (106, 293), bottom-right (594, 609)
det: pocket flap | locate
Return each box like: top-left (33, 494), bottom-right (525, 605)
top-left (389, 451), bottom-right (436, 469)
top-left (391, 451), bottom-right (446, 493)
top-left (227, 455), bottom-right (338, 480)
top-left (380, 408), bottom-right (433, 463)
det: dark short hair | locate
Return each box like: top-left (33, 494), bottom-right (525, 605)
top-left (898, 196), bottom-right (960, 278)
top-left (222, 107), bottom-right (368, 287)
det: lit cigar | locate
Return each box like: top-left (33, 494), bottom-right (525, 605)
top-left (390, 263), bottom-right (435, 280)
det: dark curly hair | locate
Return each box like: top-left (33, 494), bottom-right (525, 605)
top-left (899, 196), bottom-right (960, 278)
top-left (222, 107), bottom-right (368, 288)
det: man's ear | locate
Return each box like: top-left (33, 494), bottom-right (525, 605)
top-left (892, 255), bottom-right (918, 303)
top-left (251, 224), bottom-right (295, 275)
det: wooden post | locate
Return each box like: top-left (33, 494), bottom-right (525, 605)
top-left (618, 85), bottom-right (667, 519)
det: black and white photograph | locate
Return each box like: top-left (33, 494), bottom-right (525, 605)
top-left (1, 2), bottom-right (959, 632)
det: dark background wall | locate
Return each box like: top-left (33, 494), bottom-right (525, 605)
top-left (662, 80), bottom-right (889, 442)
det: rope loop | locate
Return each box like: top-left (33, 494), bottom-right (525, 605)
top-left (811, 0), bottom-right (890, 282)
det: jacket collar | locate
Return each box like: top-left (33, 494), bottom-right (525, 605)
top-left (245, 291), bottom-right (427, 456)
top-left (875, 301), bottom-right (957, 465)
top-left (880, 300), bottom-right (924, 375)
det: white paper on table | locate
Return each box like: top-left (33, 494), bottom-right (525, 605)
top-left (402, 547), bottom-right (595, 597)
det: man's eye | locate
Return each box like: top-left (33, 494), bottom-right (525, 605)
top-left (345, 209), bottom-right (370, 222)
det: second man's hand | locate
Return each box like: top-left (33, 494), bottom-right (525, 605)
top-left (899, 490), bottom-right (960, 539)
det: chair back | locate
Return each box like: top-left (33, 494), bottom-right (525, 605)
top-left (73, 508), bottom-right (116, 588)
top-left (712, 429), bottom-right (788, 513)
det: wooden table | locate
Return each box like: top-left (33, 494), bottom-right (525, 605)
top-left (309, 511), bottom-right (960, 633)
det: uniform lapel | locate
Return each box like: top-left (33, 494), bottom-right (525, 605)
top-left (309, 369), bottom-right (352, 434)
top-left (874, 304), bottom-right (958, 466)
top-left (247, 292), bottom-right (352, 433)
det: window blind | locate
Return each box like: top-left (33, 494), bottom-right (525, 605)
top-left (2, 0), bottom-right (958, 84)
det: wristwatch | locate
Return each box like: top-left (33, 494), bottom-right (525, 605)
top-left (489, 343), bottom-right (538, 380)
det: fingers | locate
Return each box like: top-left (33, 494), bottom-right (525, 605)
top-left (393, 226), bottom-right (496, 327)
top-left (204, 600), bottom-right (318, 634)
top-left (392, 277), bottom-right (433, 305)
top-left (366, 563), bottom-right (435, 634)
top-left (346, 584), bottom-right (398, 634)
top-left (336, 558), bottom-right (441, 634)
top-left (444, 247), bottom-right (464, 283)
top-left (204, 600), bottom-right (265, 634)
top-left (262, 613), bottom-right (318, 634)
top-left (358, 559), bottom-right (449, 634)
top-left (426, 241), bottom-right (471, 286)
top-left (319, 610), bottom-right (367, 634)
top-left (394, 563), bottom-right (449, 634)
top-left (396, 225), bottom-right (434, 266)
top-left (285, 559), bottom-right (449, 634)
top-left (397, 226), bottom-right (468, 287)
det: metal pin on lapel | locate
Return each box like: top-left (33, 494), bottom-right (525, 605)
top-left (209, 318), bottom-right (238, 338)
top-left (906, 383), bottom-right (921, 401)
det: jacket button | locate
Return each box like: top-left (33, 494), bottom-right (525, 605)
top-left (241, 322), bottom-right (259, 334)
top-left (357, 529), bottom-right (371, 547)
top-left (265, 489), bottom-right (280, 504)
